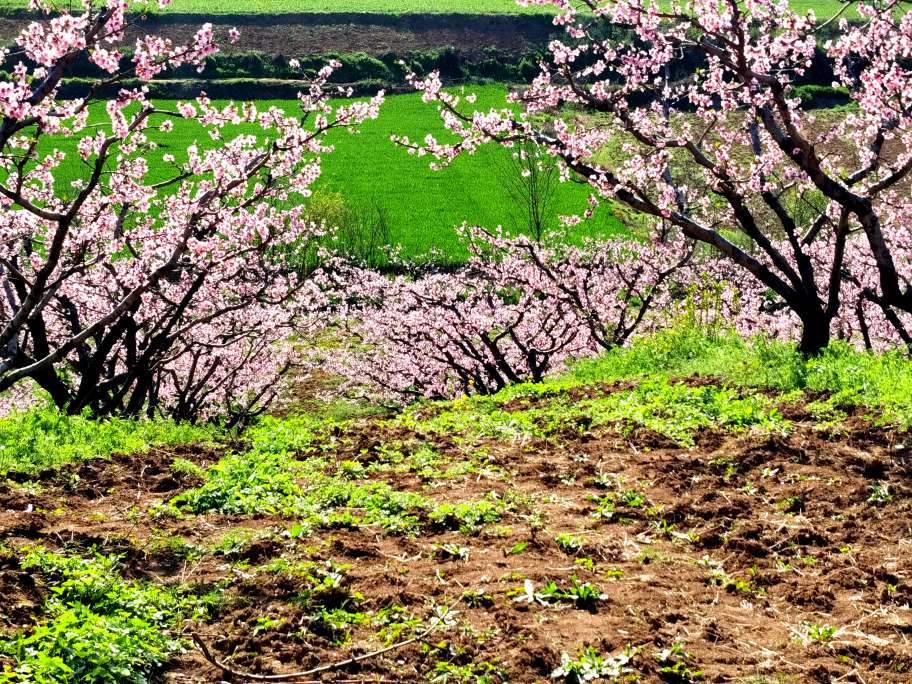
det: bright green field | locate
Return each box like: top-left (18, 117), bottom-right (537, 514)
top-left (36, 86), bottom-right (622, 260)
top-left (0, 0), bottom-right (860, 16)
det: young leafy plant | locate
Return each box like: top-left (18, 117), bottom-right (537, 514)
top-left (0, 548), bottom-right (206, 684)
top-left (552, 645), bottom-right (639, 683)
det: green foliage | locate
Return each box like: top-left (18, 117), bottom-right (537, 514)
top-left (173, 417), bottom-right (513, 536)
top-left (310, 607), bottom-right (370, 645)
top-left (555, 533), bottom-right (585, 554)
top-left (507, 541), bottom-right (528, 555)
top-left (171, 449), bottom-right (315, 516)
top-left (591, 487), bottom-right (653, 520)
top-left (245, 414), bottom-right (326, 455)
top-left (511, 577), bottom-right (608, 609)
top-left (172, 445), bottom-right (437, 535)
top-left (793, 84), bottom-right (853, 110)
top-left (560, 325), bottom-right (802, 390)
top-left (400, 398), bottom-right (542, 441)
top-left (429, 496), bottom-right (508, 534)
top-left (582, 379), bottom-right (787, 447)
top-left (801, 343), bottom-right (912, 427)
top-left (0, 549), bottom-right (203, 684)
top-left (867, 482), bottom-right (893, 505)
top-left (407, 369), bottom-right (785, 447)
top-left (188, 48), bottom-right (545, 87)
top-left (0, 405), bottom-right (218, 475)
top-left (801, 622), bottom-right (838, 645)
top-left (699, 556), bottom-right (764, 597)
top-left (374, 605), bottom-right (421, 643)
top-left (169, 457), bottom-right (207, 480)
top-left (654, 642), bottom-right (703, 682)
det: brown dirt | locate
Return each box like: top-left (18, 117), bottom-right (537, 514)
top-left (1, 388), bottom-right (911, 683)
top-left (0, 14), bottom-right (556, 57)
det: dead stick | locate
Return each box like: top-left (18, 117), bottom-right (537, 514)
top-left (193, 600), bottom-right (460, 683)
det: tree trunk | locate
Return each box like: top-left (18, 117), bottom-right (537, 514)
top-left (799, 316), bottom-right (831, 356)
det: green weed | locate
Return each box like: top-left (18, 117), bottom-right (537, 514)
top-left (511, 577), bottom-right (607, 609)
top-left (654, 642), bottom-right (703, 682)
top-left (0, 548), bottom-right (206, 684)
top-left (555, 533), bottom-right (585, 554)
top-left (867, 482), bottom-right (893, 505)
top-left (801, 622), bottom-right (838, 645)
top-left (552, 645), bottom-right (639, 683)
top-left (0, 406), bottom-right (218, 475)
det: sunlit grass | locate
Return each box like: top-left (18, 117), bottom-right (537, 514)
top-left (34, 86), bottom-right (624, 261)
top-left (0, 405), bottom-right (220, 474)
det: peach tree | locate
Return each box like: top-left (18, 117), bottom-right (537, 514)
top-left (403, 0), bottom-right (912, 354)
top-left (0, 0), bottom-right (383, 423)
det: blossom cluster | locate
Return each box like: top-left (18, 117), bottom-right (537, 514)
top-left (322, 223), bottom-right (912, 403)
top-left (321, 227), bottom-right (695, 401)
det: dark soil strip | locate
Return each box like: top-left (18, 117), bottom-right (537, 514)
top-left (1, 14), bottom-right (558, 56)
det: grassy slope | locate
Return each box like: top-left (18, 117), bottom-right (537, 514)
top-left (0, 409), bottom-right (219, 474)
top-left (555, 325), bottom-right (912, 426)
top-left (39, 86), bottom-right (622, 260)
top-left (0, 0), bottom-right (859, 15)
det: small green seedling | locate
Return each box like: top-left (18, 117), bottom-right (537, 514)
top-left (802, 621), bottom-right (838, 645)
top-left (555, 533), bottom-right (585, 554)
top-left (552, 645), bottom-right (638, 683)
top-left (654, 642), bottom-right (703, 682)
top-left (867, 482), bottom-right (893, 505)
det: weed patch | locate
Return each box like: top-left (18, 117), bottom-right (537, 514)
top-left (0, 406), bottom-right (218, 475)
top-left (0, 549), bottom-right (207, 683)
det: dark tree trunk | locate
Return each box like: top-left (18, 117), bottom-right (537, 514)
top-left (799, 316), bottom-right (831, 356)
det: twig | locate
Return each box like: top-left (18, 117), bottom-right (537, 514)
top-left (194, 600), bottom-right (460, 682)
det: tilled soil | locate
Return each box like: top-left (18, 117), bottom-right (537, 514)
top-left (1, 392), bottom-right (911, 683)
top-left (0, 13), bottom-right (557, 56)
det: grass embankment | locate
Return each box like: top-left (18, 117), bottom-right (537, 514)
top-left (37, 86), bottom-right (622, 261)
top-left (1, 328), bottom-right (911, 682)
top-left (557, 325), bottom-right (912, 427)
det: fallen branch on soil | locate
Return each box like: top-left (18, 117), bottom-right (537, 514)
top-left (192, 600), bottom-right (461, 682)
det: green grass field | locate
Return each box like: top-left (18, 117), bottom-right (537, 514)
top-left (0, 0), bottom-right (860, 16)
top-left (37, 86), bottom-right (622, 260)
